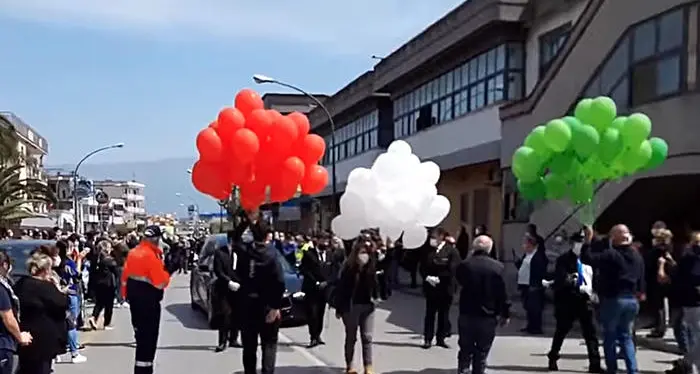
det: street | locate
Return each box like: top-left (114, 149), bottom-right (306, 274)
top-left (54, 274), bottom-right (678, 374)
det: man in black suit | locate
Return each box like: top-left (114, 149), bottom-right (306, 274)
top-left (299, 233), bottom-right (334, 348)
top-left (420, 228), bottom-right (461, 349)
top-left (212, 243), bottom-right (242, 352)
top-left (547, 231), bottom-right (602, 373)
top-left (456, 235), bottom-right (510, 374)
top-left (515, 233), bottom-right (549, 334)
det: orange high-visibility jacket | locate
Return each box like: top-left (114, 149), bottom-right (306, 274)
top-left (121, 240), bottom-right (171, 300)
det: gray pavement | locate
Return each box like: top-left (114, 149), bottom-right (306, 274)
top-left (53, 274), bottom-right (678, 374)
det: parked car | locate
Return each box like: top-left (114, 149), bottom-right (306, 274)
top-left (189, 234), bottom-right (306, 328)
top-left (0, 239), bottom-right (55, 280)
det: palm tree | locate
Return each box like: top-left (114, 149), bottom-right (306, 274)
top-left (0, 164), bottom-right (57, 224)
top-left (0, 115), bottom-right (20, 166)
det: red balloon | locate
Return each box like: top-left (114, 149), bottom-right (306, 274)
top-left (269, 116), bottom-right (299, 155)
top-left (267, 110), bottom-right (283, 123)
top-left (246, 109), bottom-right (273, 139)
top-left (216, 107), bottom-right (246, 146)
top-left (235, 89), bottom-right (264, 116)
top-left (228, 160), bottom-right (254, 186)
top-left (231, 128), bottom-right (260, 164)
top-left (280, 156), bottom-right (305, 185)
top-left (196, 128), bottom-right (223, 163)
top-left (298, 134), bottom-right (326, 164)
top-left (208, 120), bottom-right (218, 129)
top-left (191, 161), bottom-right (229, 197)
top-left (240, 179), bottom-right (266, 202)
top-left (287, 112), bottom-right (310, 138)
top-left (240, 193), bottom-right (264, 211)
top-left (269, 180), bottom-right (298, 203)
top-left (301, 165), bottom-right (329, 195)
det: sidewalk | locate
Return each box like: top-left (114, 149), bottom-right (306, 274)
top-left (393, 269), bottom-right (680, 354)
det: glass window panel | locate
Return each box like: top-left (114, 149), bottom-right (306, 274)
top-left (585, 75), bottom-right (601, 98)
top-left (439, 75), bottom-right (447, 97)
top-left (445, 71), bottom-right (454, 94)
top-left (452, 93), bottom-right (463, 117)
top-left (631, 59), bottom-right (658, 105)
top-left (393, 100), bottom-right (398, 114)
top-left (486, 77), bottom-right (497, 104)
top-left (453, 67), bottom-right (462, 89)
top-left (460, 90), bottom-right (469, 115)
top-left (633, 20), bottom-right (656, 62)
top-left (486, 49), bottom-right (497, 74)
top-left (508, 43), bottom-right (523, 69)
top-left (507, 72), bottom-right (523, 100)
top-left (659, 9), bottom-right (684, 53)
top-left (477, 54), bottom-right (487, 78)
top-left (440, 97), bottom-right (453, 122)
top-left (494, 74), bottom-right (505, 102)
top-left (425, 81), bottom-right (434, 102)
top-left (348, 139), bottom-right (355, 157)
top-left (610, 77), bottom-right (629, 112)
top-left (431, 102), bottom-right (439, 124)
top-left (496, 45), bottom-right (506, 71)
top-left (470, 82), bottom-right (485, 111)
top-left (370, 131), bottom-right (377, 148)
top-left (656, 54), bottom-right (681, 95)
top-left (394, 120), bottom-right (400, 138)
top-left (420, 85), bottom-right (429, 106)
top-left (600, 36), bottom-right (629, 93)
top-left (410, 113), bottom-right (417, 134)
top-left (412, 90), bottom-right (420, 109)
top-left (469, 59), bottom-right (478, 82)
top-left (461, 64), bottom-right (469, 87)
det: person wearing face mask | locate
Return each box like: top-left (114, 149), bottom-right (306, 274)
top-left (584, 224), bottom-right (644, 374)
top-left (332, 237), bottom-right (379, 374)
top-left (121, 225), bottom-right (171, 374)
top-left (420, 228), bottom-right (460, 349)
top-left (299, 233), bottom-right (334, 348)
top-left (229, 210), bottom-right (285, 374)
top-left (546, 230), bottom-right (602, 373)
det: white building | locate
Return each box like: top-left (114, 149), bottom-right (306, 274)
top-left (46, 172), bottom-right (100, 232)
top-left (94, 180), bottom-right (147, 226)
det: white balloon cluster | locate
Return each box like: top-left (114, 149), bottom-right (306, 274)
top-left (331, 140), bottom-right (451, 248)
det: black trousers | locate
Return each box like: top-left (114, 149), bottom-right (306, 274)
top-left (240, 300), bottom-right (281, 374)
top-left (305, 293), bottom-right (326, 340)
top-left (16, 358), bottom-right (51, 374)
top-left (218, 294), bottom-right (240, 346)
top-left (548, 301), bottom-right (600, 366)
top-left (93, 284), bottom-right (116, 326)
top-left (130, 301), bottom-right (161, 374)
top-left (0, 350), bottom-right (13, 374)
top-left (423, 291), bottom-right (452, 342)
top-left (457, 314), bottom-right (497, 374)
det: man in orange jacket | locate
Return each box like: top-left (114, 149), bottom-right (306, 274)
top-left (121, 225), bottom-right (171, 374)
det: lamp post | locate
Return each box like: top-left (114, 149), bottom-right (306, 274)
top-left (72, 143), bottom-right (125, 234)
top-left (252, 74), bottom-right (338, 216)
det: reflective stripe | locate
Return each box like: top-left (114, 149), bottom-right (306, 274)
top-left (128, 275), bottom-right (165, 290)
top-left (135, 361), bottom-right (153, 367)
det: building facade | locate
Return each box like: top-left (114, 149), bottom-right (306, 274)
top-left (93, 180), bottom-right (147, 227)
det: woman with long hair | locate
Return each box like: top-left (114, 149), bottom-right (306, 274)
top-left (87, 241), bottom-right (118, 330)
top-left (55, 240), bottom-right (87, 363)
top-left (332, 237), bottom-right (379, 374)
top-left (15, 253), bottom-right (69, 374)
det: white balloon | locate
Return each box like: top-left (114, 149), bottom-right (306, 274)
top-left (331, 215), bottom-right (362, 240)
top-left (339, 191), bottom-right (366, 220)
top-left (402, 225), bottom-right (428, 249)
top-left (418, 161), bottom-right (441, 185)
top-left (418, 195), bottom-right (451, 227)
top-left (387, 140), bottom-right (412, 155)
top-left (372, 153), bottom-right (403, 182)
top-left (378, 224), bottom-right (403, 241)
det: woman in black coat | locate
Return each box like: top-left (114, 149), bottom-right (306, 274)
top-left (15, 253), bottom-right (69, 374)
top-left (87, 241), bottom-right (119, 330)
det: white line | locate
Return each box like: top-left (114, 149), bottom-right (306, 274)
top-left (278, 331), bottom-right (334, 373)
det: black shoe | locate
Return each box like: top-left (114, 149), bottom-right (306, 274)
top-left (548, 359), bottom-right (558, 371)
top-left (229, 340), bottom-right (242, 348)
top-left (436, 340), bottom-right (449, 348)
top-left (587, 366), bottom-right (604, 373)
top-left (307, 339), bottom-right (320, 348)
top-left (421, 341), bottom-right (432, 349)
top-left (215, 344), bottom-right (226, 352)
top-left (317, 338), bottom-right (326, 345)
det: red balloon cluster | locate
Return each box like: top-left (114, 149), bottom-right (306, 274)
top-left (192, 89), bottom-right (329, 210)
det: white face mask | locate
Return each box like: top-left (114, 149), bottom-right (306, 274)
top-left (357, 253), bottom-right (369, 265)
top-left (52, 256), bottom-right (61, 267)
top-left (429, 239), bottom-right (439, 247)
top-left (241, 228), bottom-right (254, 244)
top-left (572, 243), bottom-right (583, 255)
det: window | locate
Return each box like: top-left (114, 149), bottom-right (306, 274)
top-left (391, 43), bottom-right (523, 139)
top-left (460, 193), bottom-right (470, 223)
top-left (539, 23), bottom-right (572, 76)
top-left (321, 110), bottom-right (379, 166)
top-left (579, 7), bottom-right (686, 110)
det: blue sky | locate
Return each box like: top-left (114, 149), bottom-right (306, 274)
top-left (0, 0), bottom-right (464, 165)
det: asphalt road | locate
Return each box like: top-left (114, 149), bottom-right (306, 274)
top-left (53, 274), bottom-right (678, 373)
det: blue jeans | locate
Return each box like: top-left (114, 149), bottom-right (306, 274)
top-left (599, 296), bottom-right (638, 374)
top-left (68, 294), bottom-right (81, 355)
top-left (671, 307), bottom-right (694, 354)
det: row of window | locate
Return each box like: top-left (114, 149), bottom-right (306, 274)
top-left (321, 110), bottom-right (379, 165)
top-left (392, 43), bottom-right (525, 139)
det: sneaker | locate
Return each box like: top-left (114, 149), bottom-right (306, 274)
top-left (87, 317), bottom-right (98, 330)
top-left (104, 326), bottom-right (114, 331)
top-left (121, 301), bottom-right (130, 308)
top-left (71, 354), bottom-right (87, 364)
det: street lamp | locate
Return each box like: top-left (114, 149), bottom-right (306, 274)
top-left (252, 74), bottom-right (338, 215)
top-left (72, 143), bottom-right (125, 234)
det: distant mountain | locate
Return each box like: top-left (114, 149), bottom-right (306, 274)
top-left (49, 158), bottom-right (221, 215)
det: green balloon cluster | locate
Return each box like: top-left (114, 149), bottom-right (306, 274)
top-left (513, 96), bottom-right (669, 205)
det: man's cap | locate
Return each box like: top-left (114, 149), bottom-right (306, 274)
top-left (143, 225), bottom-right (163, 238)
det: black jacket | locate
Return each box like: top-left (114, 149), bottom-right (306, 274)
top-left (515, 247), bottom-right (549, 288)
top-left (299, 247), bottom-right (334, 297)
top-left (552, 251), bottom-right (592, 306)
top-left (673, 245), bottom-right (700, 307)
top-left (331, 263), bottom-right (379, 313)
top-left (455, 251), bottom-right (510, 319)
top-left (583, 243), bottom-right (645, 299)
top-left (93, 253), bottom-right (118, 289)
top-left (213, 246), bottom-right (241, 294)
top-left (420, 242), bottom-right (461, 295)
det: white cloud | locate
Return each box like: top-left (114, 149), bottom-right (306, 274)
top-left (0, 0), bottom-right (466, 55)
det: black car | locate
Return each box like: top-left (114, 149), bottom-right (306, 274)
top-left (189, 234), bottom-right (306, 328)
top-left (0, 239), bottom-right (55, 279)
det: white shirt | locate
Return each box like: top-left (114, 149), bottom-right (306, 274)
top-left (231, 251), bottom-right (238, 271)
top-left (517, 252), bottom-right (535, 286)
top-left (317, 249), bottom-right (326, 263)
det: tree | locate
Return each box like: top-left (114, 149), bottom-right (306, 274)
top-left (0, 116), bottom-right (20, 166)
top-left (0, 164), bottom-right (57, 224)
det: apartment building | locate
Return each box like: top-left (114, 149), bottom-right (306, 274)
top-left (93, 180), bottom-right (147, 226)
top-left (500, 0), bottom-right (699, 253)
top-left (46, 172), bottom-right (100, 232)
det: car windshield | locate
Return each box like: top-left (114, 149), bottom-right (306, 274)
top-left (0, 241), bottom-right (48, 275)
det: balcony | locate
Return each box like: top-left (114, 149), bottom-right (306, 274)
top-left (125, 206), bottom-right (146, 215)
top-left (124, 193), bottom-right (145, 201)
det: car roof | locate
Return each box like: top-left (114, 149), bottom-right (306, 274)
top-left (0, 239), bottom-right (55, 246)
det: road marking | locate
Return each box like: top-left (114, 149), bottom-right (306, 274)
top-left (278, 331), bottom-right (334, 373)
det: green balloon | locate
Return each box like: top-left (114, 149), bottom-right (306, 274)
top-left (524, 126), bottom-right (548, 152)
top-left (598, 128), bottom-right (624, 164)
top-left (646, 137), bottom-right (669, 170)
top-left (544, 119), bottom-right (572, 152)
top-left (574, 98), bottom-right (595, 125)
top-left (572, 124), bottom-right (600, 160)
top-left (512, 147), bottom-right (541, 183)
top-left (621, 113), bottom-right (652, 147)
top-left (570, 180), bottom-right (594, 204)
top-left (517, 178), bottom-right (546, 201)
top-left (548, 152), bottom-right (575, 174)
top-left (610, 116), bottom-right (627, 131)
top-left (620, 140), bottom-right (653, 173)
top-left (543, 173), bottom-right (567, 200)
top-left (561, 159), bottom-right (583, 182)
top-left (562, 116), bottom-right (583, 131)
top-left (589, 96), bottom-right (617, 130)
